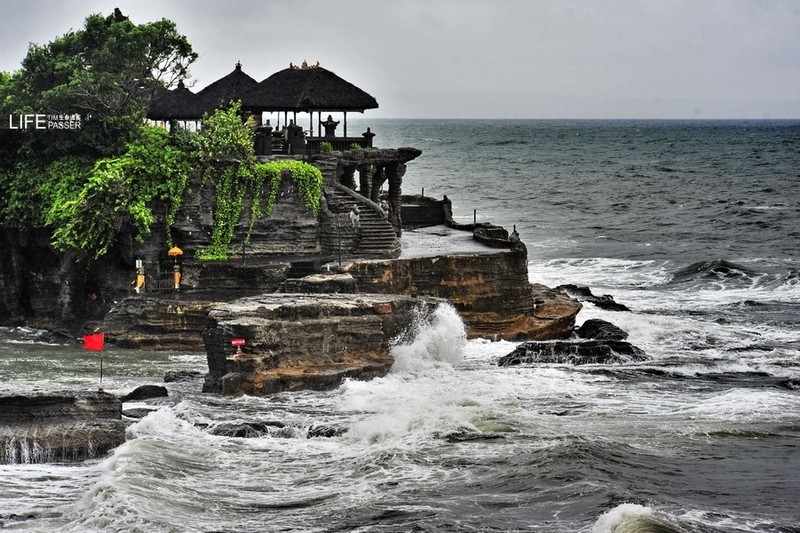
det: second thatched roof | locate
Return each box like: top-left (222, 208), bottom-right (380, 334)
top-left (241, 64), bottom-right (378, 113)
top-left (147, 80), bottom-right (206, 121)
top-left (197, 61), bottom-right (258, 113)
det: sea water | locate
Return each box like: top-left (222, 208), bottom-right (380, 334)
top-left (1, 119), bottom-right (799, 532)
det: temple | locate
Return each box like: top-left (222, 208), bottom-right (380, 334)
top-left (147, 61), bottom-right (378, 154)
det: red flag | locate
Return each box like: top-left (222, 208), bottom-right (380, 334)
top-left (83, 333), bottom-right (104, 351)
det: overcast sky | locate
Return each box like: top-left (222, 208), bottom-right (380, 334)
top-left (2, 0), bottom-right (799, 119)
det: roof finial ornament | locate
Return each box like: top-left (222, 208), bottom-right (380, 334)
top-left (301, 59), bottom-right (309, 69)
top-left (235, 61), bottom-right (242, 70)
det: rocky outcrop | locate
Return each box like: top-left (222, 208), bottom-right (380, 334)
top-left (575, 318), bottom-right (629, 341)
top-left (0, 391), bottom-right (125, 464)
top-left (345, 248), bottom-right (581, 340)
top-left (497, 318), bottom-right (645, 367)
top-left (102, 296), bottom-right (216, 350)
top-left (556, 284), bottom-right (631, 312)
top-left (202, 293), bottom-right (443, 395)
top-left (497, 340), bottom-right (646, 366)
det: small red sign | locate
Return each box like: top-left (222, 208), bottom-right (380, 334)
top-left (231, 338), bottom-right (246, 347)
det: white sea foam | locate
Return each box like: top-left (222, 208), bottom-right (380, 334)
top-left (389, 302), bottom-right (467, 374)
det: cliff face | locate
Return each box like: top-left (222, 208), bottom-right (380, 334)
top-left (0, 171), bottom-right (320, 332)
top-left (202, 293), bottom-right (441, 395)
top-left (345, 245), bottom-right (581, 340)
top-left (0, 391), bottom-right (125, 464)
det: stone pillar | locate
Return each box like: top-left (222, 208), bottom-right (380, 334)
top-left (386, 163), bottom-right (405, 236)
top-left (357, 164), bottom-right (374, 200)
top-left (370, 166), bottom-right (387, 204)
top-left (254, 122), bottom-right (273, 156)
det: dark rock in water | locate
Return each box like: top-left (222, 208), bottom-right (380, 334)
top-left (307, 424), bottom-right (346, 438)
top-left (209, 421), bottom-right (285, 438)
top-left (34, 329), bottom-right (77, 345)
top-left (307, 424), bottom-right (348, 438)
top-left (497, 339), bottom-right (646, 366)
top-left (556, 284), bottom-right (631, 312)
top-left (119, 385), bottom-right (168, 402)
top-left (163, 370), bottom-right (204, 383)
top-left (122, 408), bottom-right (157, 419)
top-left (576, 318), bottom-right (629, 341)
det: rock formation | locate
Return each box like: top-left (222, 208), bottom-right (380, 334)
top-left (0, 391), bottom-right (125, 464)
top-left (202, 293), bottom-right (443, 395)
top-left (346, 250), bottom-right (581, 340)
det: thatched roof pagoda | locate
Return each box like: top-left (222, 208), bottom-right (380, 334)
top-left (197, 61), bottom-right (258, 114)
top-left (241, 62), bottom-right (378, 136)
top-left (147, 80), bottom-right (206, 126)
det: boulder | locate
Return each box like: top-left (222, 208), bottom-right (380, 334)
top-left (556, 284), bottom-right (631, 312)
top-left (118, 385), bottom-right (168, 402)
top-left (203, 293), bottom-right (444, 395)
top-left (575, 318), bottom-right (629, 341)
top-left (497, 339), bottom-right (646, 366)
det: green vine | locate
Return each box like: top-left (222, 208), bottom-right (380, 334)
top-left (197, 159), bottom-right (323, 260)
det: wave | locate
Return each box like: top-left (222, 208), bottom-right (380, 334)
top-left (389, 302), bottom-right (467, 374)
top-left (591, 503), bottom-right (729, 533)
top-left (668, 259), bottom-right (758, 285)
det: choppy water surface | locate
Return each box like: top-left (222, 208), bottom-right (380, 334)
top-left (2, 120), bottom-right (799, 532)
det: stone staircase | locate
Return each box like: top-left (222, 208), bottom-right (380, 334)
top-left (323, 185), bottom-right (399, 259)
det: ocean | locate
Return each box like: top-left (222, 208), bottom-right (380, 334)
top-left (2, 119), bottom-right (799, 532)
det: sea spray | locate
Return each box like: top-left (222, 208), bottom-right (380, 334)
top-left (340, 303), bottom-right (473, 442)
top-left (592, 503), bottom-right (689, 533)
top-left (389, 302), bottom-right (467, 375)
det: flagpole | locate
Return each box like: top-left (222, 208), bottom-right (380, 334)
top-left (83, 332), bottom-right (105, 393)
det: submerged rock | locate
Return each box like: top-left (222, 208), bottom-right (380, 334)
top-left (163, 370), bottom-right (204, 383)
top-left (118, 385), bottom-right (168, 402)
top-left (556, 284), bottom-right (631, 312)
top-left (497, 339), bottom-right (646, 366)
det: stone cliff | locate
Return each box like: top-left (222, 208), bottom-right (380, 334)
top-left (346, 244), bottom-right (581, 341)
top-left (202, 293), bottom-right (442, 395)
top-left (0, 391), bottom-right (125, 464)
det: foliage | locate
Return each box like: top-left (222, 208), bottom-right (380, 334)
top-left (1, 11), bottom-right (197, 160)
top-left (320, 141), bottom-right (333, 152)
top-left (194, 104), bottom-right (324, 260)
top-left (45, 126), bottom-right (191, 259)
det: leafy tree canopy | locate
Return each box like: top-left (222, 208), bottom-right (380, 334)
top-left (2, 10), bottom-right (197, 159)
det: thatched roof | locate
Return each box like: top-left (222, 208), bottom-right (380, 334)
top-left (241, 64), bottom-right (378, 113)
top-left (197, 62), bottom-right (258, 113)
top-left (147, 81), bottom-right (206, 120)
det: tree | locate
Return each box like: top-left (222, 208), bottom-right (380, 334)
top-left (3, 10), bottom-right (197, 159)
top-left (0, 9), bottom-right (197, 231)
